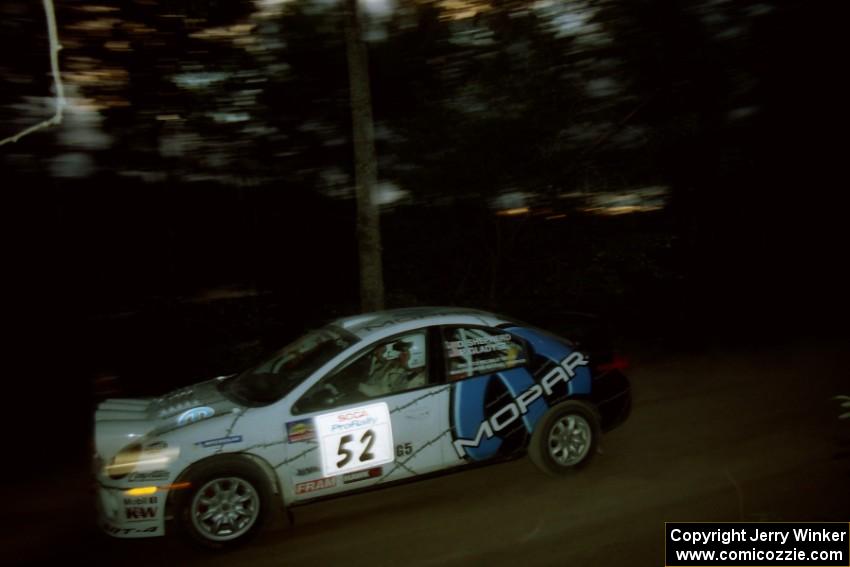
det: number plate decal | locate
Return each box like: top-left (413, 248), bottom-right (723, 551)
top-left (315, 402), bottom-right (394, 478)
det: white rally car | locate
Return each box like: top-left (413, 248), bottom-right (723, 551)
top-left (94, 307), bottom-right (630, 548)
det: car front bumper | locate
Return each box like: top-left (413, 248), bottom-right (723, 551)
top-left (95, 482), bottom-right (168, 538)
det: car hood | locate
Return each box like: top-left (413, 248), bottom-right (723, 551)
top-left (94, 377), bottom-right (240, 461)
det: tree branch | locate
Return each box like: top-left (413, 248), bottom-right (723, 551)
top-left (0, 0), bottom-right (65, 147)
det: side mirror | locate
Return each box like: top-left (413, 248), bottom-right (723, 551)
top-left (318, 383), bottom-right (341, 403)
top-left (296, 383), bottom-right (341, 413)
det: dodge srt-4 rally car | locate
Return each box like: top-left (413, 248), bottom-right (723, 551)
top-left (94, 307), bottom-right (630, 548)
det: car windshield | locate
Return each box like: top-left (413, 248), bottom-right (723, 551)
top-left (221, 325), bottom-right (359, 405)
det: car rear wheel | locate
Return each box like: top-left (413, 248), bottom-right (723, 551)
top-left (175, 457), bottom-right (272, 549)
top-left (528, 400), bottom-right (600, 476)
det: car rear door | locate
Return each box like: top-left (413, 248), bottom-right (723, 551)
top-left (439, 325), bottom-right (546, 466)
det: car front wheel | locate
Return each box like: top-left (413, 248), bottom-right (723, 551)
top-left (528, 400), bottom-right (600, 476)
top-left (175, 457), bottom-right (272, 549)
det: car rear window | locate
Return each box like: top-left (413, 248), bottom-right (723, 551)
top-left (442, 326), bottom-right (528, 380)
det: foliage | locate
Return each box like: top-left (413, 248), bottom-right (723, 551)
top-left (4, 0), bottom-right (844, 372)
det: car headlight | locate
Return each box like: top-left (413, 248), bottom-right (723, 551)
top-left (106, 442), bottom-right (179, 480)
top-left (106, 442), bottom-right (143, 480)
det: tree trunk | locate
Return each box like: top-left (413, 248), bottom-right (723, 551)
top-left (344, 0), bottom-right (385, 312)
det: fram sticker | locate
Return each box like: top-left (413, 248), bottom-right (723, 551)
top-left (295, 477), bottom-right (337, 494)
top-left (287, 419), bottom-right (316, 442)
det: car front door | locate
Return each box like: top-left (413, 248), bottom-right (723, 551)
top-left (281, 329), bottom-right (449, 503)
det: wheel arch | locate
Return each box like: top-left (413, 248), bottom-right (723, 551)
top-left (528, 395), bottom-right (599, 436)
top-left (166, 452), bottom-right (284, 521)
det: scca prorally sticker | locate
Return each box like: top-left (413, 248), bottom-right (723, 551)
top-left (314, 402), bottom-right (394, 478)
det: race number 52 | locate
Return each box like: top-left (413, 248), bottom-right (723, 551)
top-left (314, 402), bottom-right (394, 477)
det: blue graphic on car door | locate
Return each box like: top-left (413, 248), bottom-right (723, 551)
top-left (508, 326), bottom-right (592, 397)
top-left (449, 326), bottom-right (591, 462)
top-left (451, 369), bottom-right (547, 461)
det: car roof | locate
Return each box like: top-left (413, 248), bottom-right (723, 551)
top-left (332, 307), bottom-right (512, 340)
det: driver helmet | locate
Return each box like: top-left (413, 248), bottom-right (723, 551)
top-left (388, 334), bottom-right (426, 370)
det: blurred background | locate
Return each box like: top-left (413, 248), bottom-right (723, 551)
top-left (3, 0), bottom-right (846, 480)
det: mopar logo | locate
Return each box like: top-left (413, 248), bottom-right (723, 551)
top-left (177, 406), bottom-right (214, 426)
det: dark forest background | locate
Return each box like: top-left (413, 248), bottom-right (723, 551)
top-left (2, 0), bottom-right (846, 474)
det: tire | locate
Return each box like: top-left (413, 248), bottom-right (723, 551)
top-left (174, 456), bottom-right (273, 550)
top-left (528, 400), bottom-right (601, 476)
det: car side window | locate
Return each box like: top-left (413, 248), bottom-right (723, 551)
top-left (295, 331), bottom-right (430, 413)
top-left (442, 327), bottom-right (527, 381)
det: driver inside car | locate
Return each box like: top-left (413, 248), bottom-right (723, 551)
top-left (358, 335), bottom-right (427, 397)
